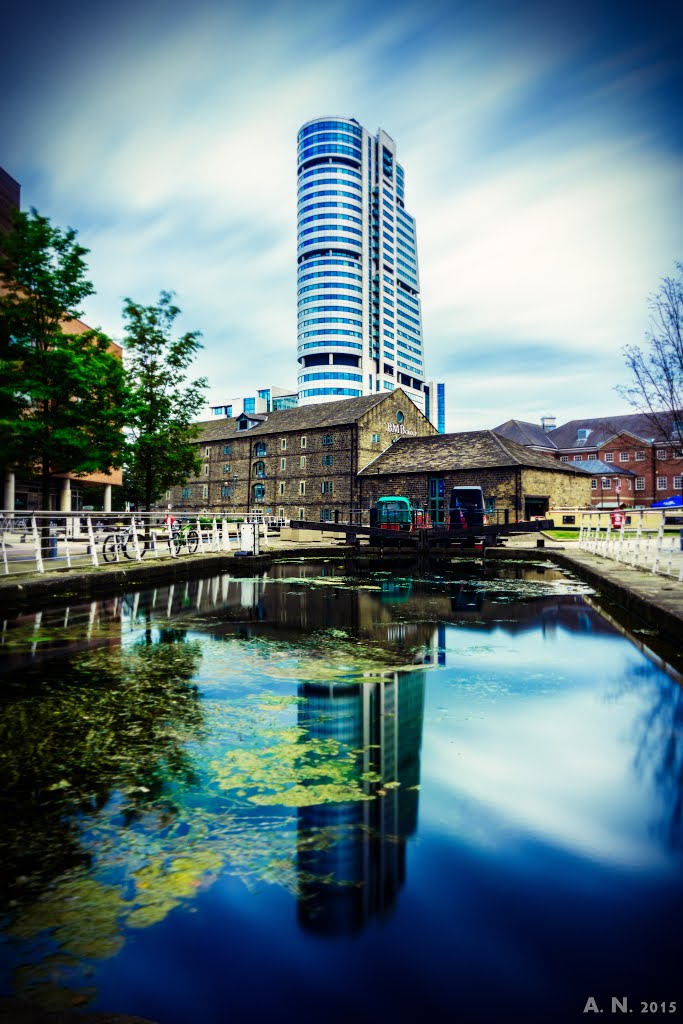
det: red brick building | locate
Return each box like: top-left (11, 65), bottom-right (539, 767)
top-left (494, 413), bottom-right (683, 508)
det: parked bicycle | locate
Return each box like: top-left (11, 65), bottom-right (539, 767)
top-left (102, 522), bottom-right (148, 562)
top-left (0, 515), bottom-right (29, 536)
top-left (168, 521), bottom-right (199, 556)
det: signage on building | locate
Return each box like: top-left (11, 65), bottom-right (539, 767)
top-left (386, 422), bottom-right (417, 436)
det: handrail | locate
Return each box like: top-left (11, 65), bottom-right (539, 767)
top-left (0, 510), bottom-right (268, 577)
top-left (578, 508), bottom-right (682, 581)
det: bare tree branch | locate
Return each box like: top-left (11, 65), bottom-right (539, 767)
top-left (618, 262), bottom-right (683, 453)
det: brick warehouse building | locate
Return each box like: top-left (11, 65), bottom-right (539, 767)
top-left (168, 389), bottom-right (436, 520)
top-left (358, 431), bottom-right (590, 523)
top-left (169, 390), bottom-right (590, 522)
top-left (494, 412), bottom-right (683, 508)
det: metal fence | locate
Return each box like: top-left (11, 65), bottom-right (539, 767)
top-left (0, 511), bottom-right (284, 577)
top-left (578, 509), bottom-right (683, 581)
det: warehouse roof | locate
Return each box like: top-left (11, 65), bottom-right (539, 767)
top-left (359, 430), bottom-right (582, 475)
top-left (194, 392), bottom-right (394, 442)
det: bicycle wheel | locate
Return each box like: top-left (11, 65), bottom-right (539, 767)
top-left (102, 535), bottom-right (119, 563)
top-left (187, 529), bottom-right (199, 554)
top-left (123, 534), bottom-right (147, 559)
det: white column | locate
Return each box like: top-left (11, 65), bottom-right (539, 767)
top-left (3, 471), bottom-right (15, 512)
top-left (103, 484), bottom-right (112, 512)
top-left (60, 478), bottom-right (71, 512)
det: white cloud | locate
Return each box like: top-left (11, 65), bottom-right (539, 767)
top-left (4, 0), bottom-right (680, 429)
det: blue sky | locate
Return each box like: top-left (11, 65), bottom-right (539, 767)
top-left (1, 0), bottom-right (681, 430)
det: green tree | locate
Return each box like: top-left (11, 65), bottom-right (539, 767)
top-left (619, 262), bottom-right (683, 448)
top-left (0, 208), bottom-right (128, 509)
top-left (122, 291), bottom-right (207, 511)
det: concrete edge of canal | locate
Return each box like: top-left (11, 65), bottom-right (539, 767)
top-left (1, 541), bottom-right (682, 651)
top-left (0, 546), bottom-right (352, 609)
top-left (486, 546), bottom-right (683, 647)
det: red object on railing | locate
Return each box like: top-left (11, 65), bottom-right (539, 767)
top-left (610, 511), bottom-right (624, 529)
top-left (412, 509), bottom-right (431, 530)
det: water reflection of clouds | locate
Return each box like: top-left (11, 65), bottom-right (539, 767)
top-left (423, 680), bottom-right (676, 872)
top-left (440, 621), bottom-right (645, 694)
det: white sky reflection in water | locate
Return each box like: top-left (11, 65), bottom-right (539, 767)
top-left (422, 624), bottom-right (674, 873)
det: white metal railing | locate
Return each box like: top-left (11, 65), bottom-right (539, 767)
top-left (578, 509), bottom-right (683, 581)
top-left (0, 510), bottom-right (281, 577)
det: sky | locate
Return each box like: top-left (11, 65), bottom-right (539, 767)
top-left (1, 0), bottom-right (681, 432)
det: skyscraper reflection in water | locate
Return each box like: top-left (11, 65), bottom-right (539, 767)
top-left (296, 669), bottom-right (426, 934)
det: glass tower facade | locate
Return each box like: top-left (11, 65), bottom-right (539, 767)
top-left (297, 118), bottom-right (428, 414)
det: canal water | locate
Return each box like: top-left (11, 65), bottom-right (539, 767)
top-left (0, 561), bottom-right (681, 1024)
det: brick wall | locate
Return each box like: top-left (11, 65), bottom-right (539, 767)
top-left (172, 425), bottom-right (357, 519)
top-left (169, 390), bottom-right (435, 520)
top-left (357, 392), bottom-right (437, 473)
top-left (359, 465), bottom-right (591, 520)
top-left (521, 467), bottom-right (591, 510)
top-left (554, 436), bottom-right (683, 506)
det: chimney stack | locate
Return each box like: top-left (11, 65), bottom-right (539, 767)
top-left (541, 415), bottom-right (556, 432)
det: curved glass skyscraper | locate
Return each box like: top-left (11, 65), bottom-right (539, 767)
top-left (297, 118), bottom-right (429, 415)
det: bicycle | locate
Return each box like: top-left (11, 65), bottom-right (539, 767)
top-left (168, 521), bottom-right (199, 556)
top-left (0, 515), bottom-right (28, 537)
top-left (102, 523), bottom-right (148, 562)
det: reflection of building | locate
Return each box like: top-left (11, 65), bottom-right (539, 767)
top-left (106, 564), bottom-right (618, 653)
top-left (1, 596), bottom-right (123, 673)
top-left (296, 670), bottom-right (426, 935)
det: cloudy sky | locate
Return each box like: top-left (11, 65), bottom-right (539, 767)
top-left (1, 0), bottom-right (681, 431)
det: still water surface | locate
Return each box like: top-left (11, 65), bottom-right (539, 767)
top-left (0, 561), bottom-right (681, 1024)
